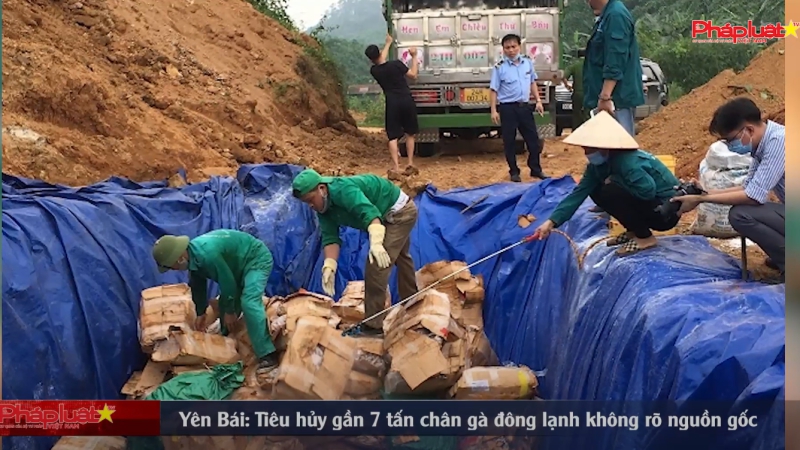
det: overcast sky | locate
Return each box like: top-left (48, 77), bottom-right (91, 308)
top-left (286, 0), bottom-right (338, 30)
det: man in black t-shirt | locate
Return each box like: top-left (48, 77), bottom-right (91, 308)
top-left (365, 33), bottom-right (420, 175)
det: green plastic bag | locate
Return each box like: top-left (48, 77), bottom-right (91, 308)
top-left (147, 362), bottom-right (245, 401)
top-left (126, 362), bottom-right (246, 450)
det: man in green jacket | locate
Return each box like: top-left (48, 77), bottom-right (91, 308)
top-left (292, 169), bottom-right (418, 337)
top-left (563, 57), bottom-right (587, 130)
top-left (583, 0), bottom-right (644, 137)
top-left (535, 111), bottom-right (679, 256)
top-left (152, 229), bottom-right (279, 372)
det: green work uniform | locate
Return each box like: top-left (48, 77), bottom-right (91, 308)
top-left (187, 229), bottom-right (276, 359)
top-left (317, 174), bottom-right (402, 247)
top-left (549, 150), bottom-right (679, 226)
top-left (564, 59), bottom-right (587, 128)
top-left (582, 0), bottom-right (645, 111)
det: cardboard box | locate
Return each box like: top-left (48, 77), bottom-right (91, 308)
top-left (341, 337), bottom-right (386, 399)
top-left (415, 261), bottom-right (470, 319)
top-left (272, 316), bottom-right (359, 400)
top-left (151, 330), bottom-right (240, 366)
top-left (383, 290), bottom-right (468, 395)
top-left (333, 281), bottom-right (391, 325)
top-left (456, 274), bottom-right (485, 304)
top-left (460, 302), bottom-right (484, 329)
top-left (139, 284), bottom-right (197, 352)
top-left (465, 327), bottom-right (499, 368)
top-left (53, 436), bottom-right (126, 450)
top-left (449, 366), bottom-right (538, 400)
top-left (415, 261), bottom-right (486, 324)
top-left (270, 292), bottom-right (341, 336)
top-left (120, 361), bottom-right (170, 399)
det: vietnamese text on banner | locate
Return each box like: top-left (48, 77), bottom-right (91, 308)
top-left (0, 399), bottom-right (774, 444)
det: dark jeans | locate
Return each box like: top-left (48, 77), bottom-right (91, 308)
top-left (498, 102), bottom-right (542, 176)
top-left (590, 183), bottom-right (679, 239)
top-left (729, 203), bottom-right (785, 273)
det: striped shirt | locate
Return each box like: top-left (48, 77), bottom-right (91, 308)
top-left (743, 120), bottom-right (785, 204)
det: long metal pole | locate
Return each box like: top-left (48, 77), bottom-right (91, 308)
top-left (343, 232), bottom-right (539, 336)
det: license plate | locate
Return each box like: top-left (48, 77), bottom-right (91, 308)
top-left (462, 88), bottom-right (490, 103)
top-left (563, 103), bottom-right (572, 110)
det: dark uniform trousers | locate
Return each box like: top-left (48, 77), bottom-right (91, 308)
top-left (498, 102), bottom-right (543, 176)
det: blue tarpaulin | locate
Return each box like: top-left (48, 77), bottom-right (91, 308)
top-left (2, 164), bottom-right (784, 450)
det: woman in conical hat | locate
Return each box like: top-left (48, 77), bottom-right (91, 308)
top-left (534, 111), bottom-right (681, 256)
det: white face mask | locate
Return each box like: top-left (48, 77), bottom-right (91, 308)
top-left (318, 187), bottom-right (330, 213)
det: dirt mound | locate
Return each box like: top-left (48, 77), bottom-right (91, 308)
top-left (1, 0), bottom-right (385, 185)
top-left (636, 41), bottom-right (785, 178)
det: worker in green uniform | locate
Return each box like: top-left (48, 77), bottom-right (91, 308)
top-left (583, 0), bottom-right (645, 137)
top-left (563, 57), bottom-right (587, 130)
top-left (151, 229), bottom-right (279, 372)
top-left (292, 169), bottom-right (419, 337)
top-left (534, 111), bottom-right (680, 257)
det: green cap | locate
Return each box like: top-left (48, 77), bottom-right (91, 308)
top-left (152, 235), bottom-right (190, 273)
top-left (292, 169), bottom-right (333, 197)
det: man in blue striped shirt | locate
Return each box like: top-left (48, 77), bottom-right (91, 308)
top-left (673, 97), bottom-right (785, 282)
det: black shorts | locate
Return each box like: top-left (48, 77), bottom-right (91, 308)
top-left (385, 98), bottom-right (419, 141)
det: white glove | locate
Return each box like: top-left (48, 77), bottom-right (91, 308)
top-left (321, 258), bottom-right (337, 296)
top-left (367, 223), bottom-right (392, 269)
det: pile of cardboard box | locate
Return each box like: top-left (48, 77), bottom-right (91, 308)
top-left (380, 260), bottom-right (538, 400)
top-left (122, 284), bottom-right (242, 399)
top-left (259, 285), bottom-right (388, 400)
top-left (58, 261), bottom-right (539, 450)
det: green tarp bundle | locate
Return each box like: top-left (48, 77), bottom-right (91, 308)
top-left (147, 362), bottom-right (245, 401)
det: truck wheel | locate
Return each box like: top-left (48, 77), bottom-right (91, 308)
top-left (400, 142), bottom-right (436, 158)
top-left (417, 142), bottom-right (436, 157)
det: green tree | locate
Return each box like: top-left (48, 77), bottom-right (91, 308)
top-left (310, 0), bottom-right (387, 44)
top-left (320, 36), bottom-right (375, 84)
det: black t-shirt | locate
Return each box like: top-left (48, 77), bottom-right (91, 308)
top-left (370, 60), bottom-right (413, 102)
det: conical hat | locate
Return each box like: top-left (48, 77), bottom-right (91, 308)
top-left (563, 110), bottom-right (640, 150)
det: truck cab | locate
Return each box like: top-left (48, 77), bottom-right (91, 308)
top-left (386, 0), bottom-right (563, 156)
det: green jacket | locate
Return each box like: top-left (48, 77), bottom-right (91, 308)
top-left (187, 229), bottom-right (273, 316)
top-left (549, 150), bottom-right (679, 226)
top-left (565, 59), bottom-right (584, 99)
top-left (319, 174), bottom-right (402, 247)
top-left (582, 0), bottom-right (645, 110)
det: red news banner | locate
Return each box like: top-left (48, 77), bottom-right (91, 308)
top-left (0, 401), bottom-right (161, 436)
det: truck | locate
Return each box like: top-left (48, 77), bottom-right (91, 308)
top-left (384, 0), bottom-right (564, 157)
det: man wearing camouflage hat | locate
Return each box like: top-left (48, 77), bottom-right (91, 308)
top-left (152, 229), bottom-right (279, 372)
top-left (292, 168), bottom-right (419, 337)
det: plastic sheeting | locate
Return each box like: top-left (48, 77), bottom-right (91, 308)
top-left (2, 174), bottom-right (243, 450)
top-left (2, 164), bottom-right (784, 450)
